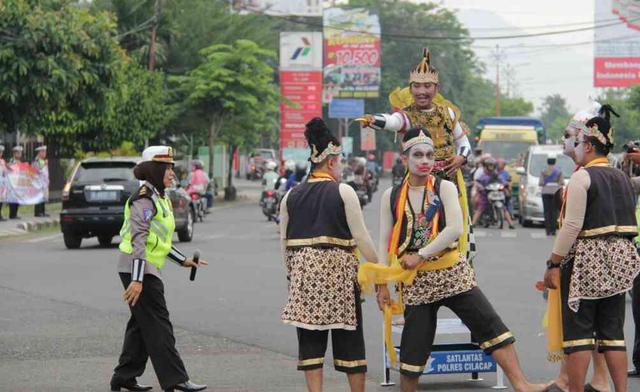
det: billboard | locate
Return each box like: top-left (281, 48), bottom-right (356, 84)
top-left (360, 126), bottom-right (376, 151)
top-left (232, 0), bottom-right (322, 17)
top-left (280, 32), bottom-right (323, 71)
top-left (323, 8), bottom-right (381, 101)
top-left (280, 32), bottom-right (323, 161)
top-left (328, 99), bottom-right (365, 119)
top-left (594, 0), bottom-right (640, 87)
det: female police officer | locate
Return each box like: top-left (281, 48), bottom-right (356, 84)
top-left (111, 146), bottom-right (208, 392)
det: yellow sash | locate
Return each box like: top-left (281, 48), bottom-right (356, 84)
top-left (358, 249), bottom-right (460, 366)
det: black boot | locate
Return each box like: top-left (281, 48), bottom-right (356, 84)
top-left (164, 380), bottom-right (207, 392)
top-left (110, 378), bottom-right (153, 391)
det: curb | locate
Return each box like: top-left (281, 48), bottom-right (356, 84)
top-left (0, 217), bottom-right (60, 239)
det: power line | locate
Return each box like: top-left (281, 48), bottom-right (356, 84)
top-left (263, 8), bottom-right (640, 42)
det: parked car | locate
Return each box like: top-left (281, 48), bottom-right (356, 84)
top-left (60, 157), bottom-right (196, 249)
top-left (516, 145), bottom-right (574, 227)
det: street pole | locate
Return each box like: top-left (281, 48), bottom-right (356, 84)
top-left (493, 44), bottom-right (502, 117)
top-left (145, 0), bottom-right (161, 149)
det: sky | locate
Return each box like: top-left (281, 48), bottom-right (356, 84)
top-left (436, 0), bottom-right (597, 113)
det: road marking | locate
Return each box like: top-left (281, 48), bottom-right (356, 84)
top-left (500, 232), bottom-right (518, 239)
top-left (530, 232), bottom-right (548, 239)
top-left (474, 230), bottom-right (488, 238)
top-left (26, 233), bottom-right (62, 243)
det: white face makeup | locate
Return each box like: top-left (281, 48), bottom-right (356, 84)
top-left (574, 132), bottom-right (587, 164)
top-left (562, 127), bottom-right (577, 158)
top-left (406, 143), bottom-right (435, 177)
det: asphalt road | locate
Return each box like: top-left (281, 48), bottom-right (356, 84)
top-left (1, 178), bottom-right (638, 391)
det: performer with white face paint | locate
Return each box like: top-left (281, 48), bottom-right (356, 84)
top-left (544, 105), bottom-right (640, 392)
top-left (369, 127), bottom-right (546, 392)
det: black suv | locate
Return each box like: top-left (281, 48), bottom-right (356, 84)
top-left (60, 157), bottom-right (195, 249)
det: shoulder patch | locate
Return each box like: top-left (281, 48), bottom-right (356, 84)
top-left (139, 187), bottom-right (148, 195)
top-left (142, 208), bottom-right (154, 222)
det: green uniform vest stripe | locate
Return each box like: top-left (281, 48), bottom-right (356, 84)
top-left (119, 195), bottom-right (175, 269)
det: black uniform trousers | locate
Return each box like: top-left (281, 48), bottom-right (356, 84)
top-left (632, 273), bottom-right (640, 369)
top-left (34, 202), bottom-right (45, 216)
top-left (8, 203), bottom-right (19, 219)
top-left (542, 194), bottom-right (557, 235)
top-left (113, 273), bottom-right (189, 389)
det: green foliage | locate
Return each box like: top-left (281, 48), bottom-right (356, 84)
top-left (0, 0), bottom-right (124, 137)
top-left (539, 94), bottom-right (571, 142)
top-left (178, 39), bottom-right (279, 174)
top-left (596, 89), bottom-right (640, 151)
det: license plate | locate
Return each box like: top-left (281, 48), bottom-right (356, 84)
top-left (265, 198), bottom-right (276, 205)
top-left (88, 190), bottom-right (118, 201)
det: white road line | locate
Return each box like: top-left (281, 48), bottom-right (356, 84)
top-left (474, 230), bottom-right (488, 238)
top-left (500, 232), bottom-right (518, 239)
top-left (530, 232), bottom-right (548, 239)
top-left (26, 233), bottom-right (62, 243)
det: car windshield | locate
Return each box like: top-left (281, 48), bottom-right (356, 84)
top-left (528, 153), bottom-right (575, 178)
top-left (479, 141), bottom-right (533, 163)
top-left (259, 151), bottom-right (274, 160)
top-left (75, 162), bottom-right (136, 183)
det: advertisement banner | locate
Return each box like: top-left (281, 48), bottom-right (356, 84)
top-left (279, 70), bottom-right (323, 156)
top-left (0, 162), bottom-right (48, 204)
top-left (232, 0), bottom-right (322, 17)
top-left (341, 137), bottom-right (354, 156)
top-left (594, 0), bottom-right (640, 87)
top-left (329, 99), bottom-right (365, 119)
top-left (323, 8), bottom-right (381, 101)
top-left (360, 126), bottom-right (377, 151)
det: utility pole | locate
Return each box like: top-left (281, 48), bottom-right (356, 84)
top-left (145, 0), bottom-right (162, 148)
top-left (493, 44), bottom-right (503, 117)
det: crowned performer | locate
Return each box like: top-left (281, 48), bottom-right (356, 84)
top-left (280, 118), bottom-right (379, 392)
top-left (358, 48), bottom-right (473, 258)
top-left (371, 127), bottom-right (546, 392)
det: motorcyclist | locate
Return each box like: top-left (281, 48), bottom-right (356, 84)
top-left (262, 160), bottom-right (279, 190)
top-left (186, 159), bottom-right (211, 213)
top-left (496, 158), bottom-right (515, 221)
top-left (286, 161), bottom-right (308, 190)
top-left (472, 158), bottom-right (515, 229)
top-left (277, 160), bottom-right (295, 192)
top-left (392, 157), bottom-right (405, 178)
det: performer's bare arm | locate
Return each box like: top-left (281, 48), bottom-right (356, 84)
top-left (378, 188), bottom-right (393, 266)
top-left (339, 184), bottom-right (379, 263)
top-left (551, 170), bottom-right (590, 259)
top-left (279, 191), bottom-right (290, 264)
top-left (417, 180), bottom-right (464, 259)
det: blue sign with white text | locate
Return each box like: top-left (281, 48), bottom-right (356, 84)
top-left (328, 99), bottom-right (365, 119)
top-left (391, 349), bottom-right (496, 375)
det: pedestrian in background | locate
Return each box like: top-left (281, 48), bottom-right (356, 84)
top-left (8, 145), bottom-right (23, 219)
top-left (112, 146), bottom-right (208, 392)
top-left (33, 145), bottom-right (49, 217)
top-left (540, 157), bottom-right (564, 236)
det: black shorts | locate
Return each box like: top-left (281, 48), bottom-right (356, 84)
top-left (561, 261), bottom-right (626, 354)
top-left (296, 292), bottom-right (366, 373)
top-left (399, 287), bottom-right (514, 377)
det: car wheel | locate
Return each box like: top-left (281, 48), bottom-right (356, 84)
top-left (177, 208), bottom-right (194, 242)
top-left (63, 231), bottom-right (82, 249)
top-left (98, 235), bottom-right (113, 247)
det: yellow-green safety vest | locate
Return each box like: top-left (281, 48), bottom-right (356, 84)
top-left (119, 194), bottom-right (175, 269)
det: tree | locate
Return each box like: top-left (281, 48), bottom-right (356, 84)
top-left (0, 0), bottom-right (124, 141)
top-left (539, 94), bottom-right (570, 142)
top-left (178, 39), bottom-right (279, 197)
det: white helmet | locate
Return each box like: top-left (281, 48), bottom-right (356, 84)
top-left (284, 160), bottom-right (295, 171)
top-left (265, 160), bottom-right (277, 171)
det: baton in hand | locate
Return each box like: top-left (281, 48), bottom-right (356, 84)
top-left (189, 250), bottom-right (200, 281)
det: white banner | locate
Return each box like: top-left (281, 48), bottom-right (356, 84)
top-left (0, 161), bottom-right (48, 204)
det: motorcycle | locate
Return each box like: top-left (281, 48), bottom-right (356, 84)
top-left (392, 174), bottom-right (404, 187)
top-left (189, 192), bottom-right (206, 223)
top-left (260, 189), bottom-right (279, 221)
top-left (479, 182), bottom-right (506, 229)
top-left (343, 170), bottom-right (368, 208)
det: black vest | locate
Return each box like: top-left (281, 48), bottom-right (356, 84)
top-left (579, 166), bottom-right (637, 238)
top-left (390, 177), bottom-right (447, 256)
top-left (286, 180), bottom-right (355, 249)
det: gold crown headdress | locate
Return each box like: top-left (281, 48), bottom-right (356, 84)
top-left (310, 142), bottom-right (343, 163)
top-left (409, 48), bottom-right (439, 85)
top-left (402, 129), bottom-right (434, 153)
top-left (584, 123), bottom-right (614, 146)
